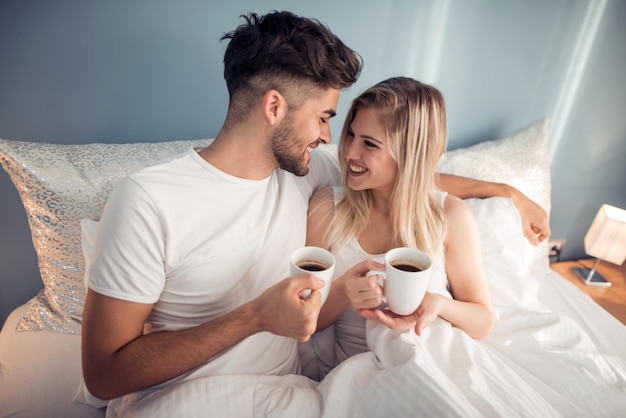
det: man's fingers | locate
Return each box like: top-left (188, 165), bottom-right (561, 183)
top-left (293, 274), bottom-right (326, 299)
top-left (524, 225), bottom-right (540, 246)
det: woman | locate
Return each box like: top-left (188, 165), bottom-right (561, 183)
top-left (304, 77), bottom-right (615, 418)
top-left (306, 77), bottom-right (492, 366)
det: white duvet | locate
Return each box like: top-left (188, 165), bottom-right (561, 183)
top-left (106, 285), bottom-right (626, 418)
top-left (318, 308), bottom-right (626, 418)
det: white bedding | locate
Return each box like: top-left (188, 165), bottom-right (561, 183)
top-left (0, 304), bottom-right (104, 418)
top-left (4, 267), bottom-right (622, 418)
top-left (3, 224), bottom-right (625, 417)
top-left (319, 279), bottom-right (626, 417)
top-left (102, 272), bottom-right (625, 417)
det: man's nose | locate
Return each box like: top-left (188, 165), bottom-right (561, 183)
top-left (319, 123), bottom-right (331, 144)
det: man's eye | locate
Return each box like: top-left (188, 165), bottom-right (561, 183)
top-left (320, 117), bottom-right (328, 124)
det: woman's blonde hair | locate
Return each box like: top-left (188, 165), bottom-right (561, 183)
top-left (326, 77), bottom-right (448, 255)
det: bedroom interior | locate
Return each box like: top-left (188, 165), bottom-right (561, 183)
top-left (0, 0), bottom-right (625, 416)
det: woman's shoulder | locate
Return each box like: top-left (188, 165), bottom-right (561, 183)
top-left (308, 187), bottom-right (337, 225)
top-left (442, 194), bottom-right (480, 253)
top-left (311, 186), bottom-right (347, 208)
top-left (306, 187), bottom-right (337, 247)
top-left (443, 194), bottom-right (474, 225)
top-left (310, 187), bottom-right (335, 209)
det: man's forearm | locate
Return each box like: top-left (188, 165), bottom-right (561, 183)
top-left (436, 173), bottom-right (550, 244)
top-left (436, 173), bottom-right (513, 200)
top-left (83, 298), bottom-right (262, 400)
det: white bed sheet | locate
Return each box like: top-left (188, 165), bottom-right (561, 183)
top-left (1, 269), bottom-right (624, 418)
top-left (315, 267), bottom-right (626, 418)
top-left (538, 268), bottom-right (626, 355)
top-left (0, 304), bottom-right (104, 418)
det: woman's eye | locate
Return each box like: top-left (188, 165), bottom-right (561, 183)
top-left (365, 140), bottom-right (378, 148)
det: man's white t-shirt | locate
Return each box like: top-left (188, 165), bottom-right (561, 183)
top-left (87, 146), bottom-right (339, 380)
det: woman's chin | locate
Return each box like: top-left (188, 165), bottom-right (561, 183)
top-left (346, 178), bottom-right (366, 191)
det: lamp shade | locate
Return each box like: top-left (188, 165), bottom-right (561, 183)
top-left (584, 204), bottom-right (626, 266)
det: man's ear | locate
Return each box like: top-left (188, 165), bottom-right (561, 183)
top-left (262, 89), bottom-right (287, 126)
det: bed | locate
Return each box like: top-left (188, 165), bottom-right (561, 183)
top-left (1, 119), bottom-right (625, 417)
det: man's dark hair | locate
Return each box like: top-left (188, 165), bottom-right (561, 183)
top-left (221, 11), bottom-right (362, 114)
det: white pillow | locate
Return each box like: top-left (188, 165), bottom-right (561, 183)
top-left (465, 197), bottom-right (542, 311)
top-left (0, 138), bottom-right (212, 333)
top-left (80, 219), bottom-right (99, 290)
top-left (437, 118), bottom-right (551, 276)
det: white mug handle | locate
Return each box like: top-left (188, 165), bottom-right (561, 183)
top-left (367, 270), bottom-right (387, 302)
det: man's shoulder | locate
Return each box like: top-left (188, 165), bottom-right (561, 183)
top-left (132, 148), bottom-right (197, 177)
top-left (126, 149), bottom-right (213, 192)
top-left (117, 149), bottom-right (206, 201)
top-left (305, 145), bottom-right (340, 187)
top-left (311, 144), bottom-right (339, 167)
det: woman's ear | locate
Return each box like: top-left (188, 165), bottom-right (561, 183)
top-left (262, 89), bottom-right (287, 126)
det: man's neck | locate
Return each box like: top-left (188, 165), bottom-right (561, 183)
top-left (198, 127), bottom-right (277, 180)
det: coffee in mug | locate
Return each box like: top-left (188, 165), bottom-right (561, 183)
top-left (297, 260), bottom-right (328, 272)
top-left (290, 246), bottom-right (335, 304)
top-left (389, 261), bottom-right (424, 272)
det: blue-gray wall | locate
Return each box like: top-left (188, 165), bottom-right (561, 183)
top-left (1, 0), bottom-right (625, 324)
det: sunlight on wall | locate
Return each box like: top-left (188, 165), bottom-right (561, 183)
top-left (405, 0), bottom-right (452, 84)
top-left (549, 0), bottom-right (608, 164)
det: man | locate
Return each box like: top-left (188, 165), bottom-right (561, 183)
top-left (81, 10), bottom-right (549, 414)
top-left (81, 10), bottom-right (361, 407)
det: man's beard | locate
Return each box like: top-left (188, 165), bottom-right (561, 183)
top-left (270, 114), bottom-right (310, 177)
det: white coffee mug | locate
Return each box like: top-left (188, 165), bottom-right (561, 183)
top-left (290, 246), bottom-right (335, 304)
top-left (369, 247), bottom-right (432, 315)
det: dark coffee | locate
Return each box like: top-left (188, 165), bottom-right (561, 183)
top-left (390, 261), bottom-right (423, 272)
top-left (297, 261), bottom-right (327, 272)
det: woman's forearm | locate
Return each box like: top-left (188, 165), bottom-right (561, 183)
top-left (317, 279), bottom-right (351, 330)
top-left (437, 296), bottom-right (493, 340)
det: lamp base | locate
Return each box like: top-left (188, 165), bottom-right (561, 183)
top-left (572, 267), bottom-right (612, 287)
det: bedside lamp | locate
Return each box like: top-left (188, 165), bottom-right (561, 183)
top-left (573, 204), bottom-right (626, 287)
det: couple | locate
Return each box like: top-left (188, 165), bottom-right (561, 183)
top-left (79, 10), bottom-right (550, 416)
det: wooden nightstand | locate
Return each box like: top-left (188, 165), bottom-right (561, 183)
top-left (551, 259), bottom-right (626, 325)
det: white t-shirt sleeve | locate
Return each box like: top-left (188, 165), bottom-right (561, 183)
top-left (87, 176), bottom-right (166, 304)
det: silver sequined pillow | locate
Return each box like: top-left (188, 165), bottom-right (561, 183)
top-left (437, 118), bottom-right (551, 276)
top-left (0, 138), bottom-right (213, 333)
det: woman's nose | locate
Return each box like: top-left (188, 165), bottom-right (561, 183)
top-left (343, 140), bottom-right (358, 160)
